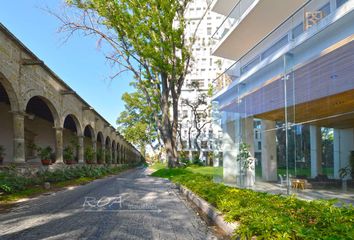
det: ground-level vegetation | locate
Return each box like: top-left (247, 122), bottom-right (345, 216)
top-left (0, 164), bottom-right (133, 203)
top-left (151, 166), bottom-right (354, 239)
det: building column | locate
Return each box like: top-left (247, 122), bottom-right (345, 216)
top-left (55, 127), bottom-right (64, 163)
top-left (78, 135), bottom-right (84, 164)
top-left (92, 140), bottom-right (97, 163)
top-left (261, 120), bottom-right (277, 181)
top-left (222, 113), bottom-right (240, 185)
top-left (310, 125), bottom-right (322, 178)
top-left (333, 128), bottom-right (354, 179)
top-left (12, 111), bottom-right (25, 163)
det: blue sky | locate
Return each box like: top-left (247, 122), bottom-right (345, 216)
top-left (0, 0), bottom-right (134, 127)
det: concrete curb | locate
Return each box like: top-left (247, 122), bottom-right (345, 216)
top-left (175, 184), bottom-right (238, 236)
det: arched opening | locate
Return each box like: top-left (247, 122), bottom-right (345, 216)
top-left (97, 132), bottom-right (104, 164)
top-left (0, 82), bottom-right (13, 163)
top-left (105, 136), bottom-right (111, 163)
top-left (112, 140), bottom-right (116, 164)
top-left (25, 96), bottom-right (58, 163)
top-left (63, 114), bottom-right (80, 164)
top-left (84, 125), bottom-right (95, 164)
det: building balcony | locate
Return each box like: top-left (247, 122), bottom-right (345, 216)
top-left (212, 0), bottom-right (307, 60)
top-left (212, 0), bottom-right (354, 98)
top-left (210, 0), bottom-right (240, 16)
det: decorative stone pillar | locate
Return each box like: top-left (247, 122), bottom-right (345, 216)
top-left (55, 127), bottom-right (64, 163)
top-left (113, 148), bottom-right (117, 164)
top-left (12, 111), bottom-right (25, 163)
top-left (92, 140), bottom-right (97, 163)
top-left (78, 135), bottom-right (84, 164)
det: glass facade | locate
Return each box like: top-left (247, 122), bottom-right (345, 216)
top-left (212, 0), bottom-right (354, 198)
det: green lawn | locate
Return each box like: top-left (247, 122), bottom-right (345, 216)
top-left (152, 166), bottom-right (354, 239)
top-left (149, 162), bottom-right (166, 171)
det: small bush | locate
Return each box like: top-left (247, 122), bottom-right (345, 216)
top-left (152, 168), bottom-right (354, 239)
top-left (0, 164), bottom-right (132, 195)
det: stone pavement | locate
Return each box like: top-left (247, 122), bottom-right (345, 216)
top-left (0, 167), bottom-right (222, 240)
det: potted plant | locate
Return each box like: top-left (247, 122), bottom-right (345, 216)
top-left (38, 146), bottom-right (53, 165)
top-left (236, 142), bottom-right (256, 188)
top-left (84, 146), bottom-right (95, 164)
top-left (63, 146), bottom-right (74, 165)
top-left (0, 145), bottom-right (5, 165)
top-left (338, 151), bottom-right (354, 191)
top-left (96, 148), bottom-right (104, 164)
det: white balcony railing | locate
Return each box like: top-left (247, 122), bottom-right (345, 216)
top-left (212, 0), bottom-right (256, 40)
top-left (213, 0), bottom-right (351, 95)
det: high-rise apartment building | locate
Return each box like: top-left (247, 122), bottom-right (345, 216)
top-left (178, 0), bottom-right (230, 161)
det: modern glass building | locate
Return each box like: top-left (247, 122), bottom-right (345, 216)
top-left (210, 0), bottom-right (354, 195)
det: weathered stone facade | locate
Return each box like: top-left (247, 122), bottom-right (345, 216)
top-left (0, 23), bottom-right (142, 165)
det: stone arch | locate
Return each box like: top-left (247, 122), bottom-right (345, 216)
top-left (0, 73), bottom-right (19, 111)
top-left (63, 114), bottom-right (82, 136)
top-left (84, 124), bottom-right (95, 141)
top-left (96, 131), bottom-right (105, 163)
top-left (24, 96), bottom-right (59, 162)
top-left (0, 74), bottom-right (19, 163)
top-left (105, 136), bottom-right (111, 163)
top-left (24, 95), bottom-right (60, 127)
top-left (62, 114), bottom-right (82, 164)
top-left (62, 113), bottom-right (82, 136)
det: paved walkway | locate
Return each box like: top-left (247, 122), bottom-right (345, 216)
top-left (0, 167), bottom-right (220, 240)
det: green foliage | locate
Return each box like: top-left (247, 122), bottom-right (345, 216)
top-left (63, 146), bottom-right (74, 161)
top-left (236, 142), bottom-right (254, 171)
top-left (0, 145), bottom-right (5, 158)
top-left (64, 0), bottom-right (195, 167)
top-left (152, 167), bottom-right (354, 239)
top-left (37, 146), bottom-right (53, 160)
top-left (0, 165), bottom-right (132, 195)
top-left (84, 146), bottom-right (95, 163)
top-left (96, 148), bottom-right (104, 164)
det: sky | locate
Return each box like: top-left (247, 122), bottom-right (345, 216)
top-left (0, 0), bottom-right (134, 127)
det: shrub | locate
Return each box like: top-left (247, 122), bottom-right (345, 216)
top-left (152, 168), bottom-right (354, 239)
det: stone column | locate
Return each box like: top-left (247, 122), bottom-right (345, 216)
top-left (333, 128), bottom-right (354, 179)
top-left (55, 127), bottom-right (64, 163)
top-left (92, 140), bottom-right (97, 163)
top-left (78, 135), bottom-right (84, 164)
top-left (113, 148), bottom-right (117, 164)
top-left (310, 125), bottom-right (322, 178)
top-left (261, 120), bottom-right (277, 181)
top-left (12, 111), bottom-right (25, 163)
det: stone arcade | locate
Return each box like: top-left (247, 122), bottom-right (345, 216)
top-left (0, 23), bottom-right (142, 165)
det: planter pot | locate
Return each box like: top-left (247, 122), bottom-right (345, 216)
top-left (65, 160), bottom-right (74, 165)
top-left (41, 159), bottom-right (51, 165)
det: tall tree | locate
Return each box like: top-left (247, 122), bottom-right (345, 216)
top-left (117, 90), bottom-right (162, 157)
top-left (52, 0), bottom-right (213, 167)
